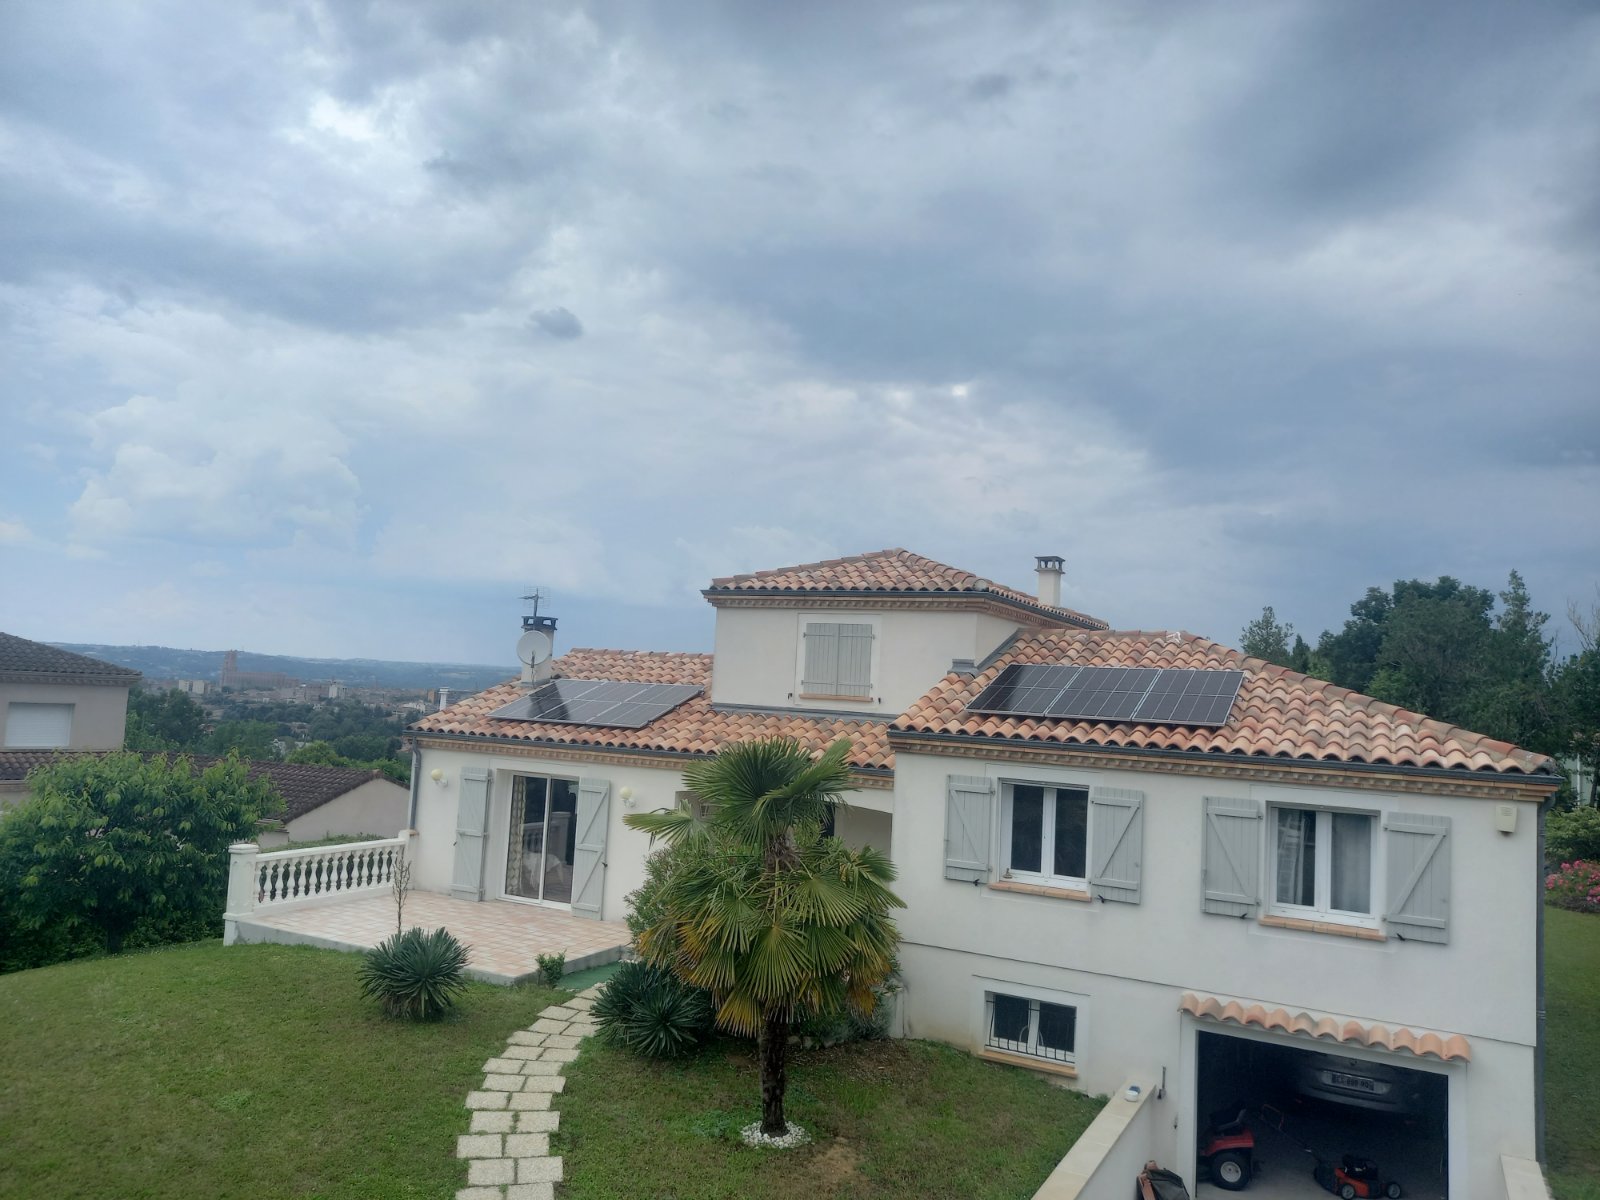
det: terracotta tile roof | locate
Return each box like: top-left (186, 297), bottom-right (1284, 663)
top-left (892, 630), bottom-right (1556, 777)
top-left (0, 632), bottom-right (141, 684)
top-left (409, 649), bottom-right (893, 774)
top-left (1180, 992), bottom-right (1471, 1062)
top-left (703, 548), bottom-right (1107, 631)
top-left (0, 751), bottom-right (393, 820)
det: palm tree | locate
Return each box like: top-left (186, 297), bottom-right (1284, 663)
top-left (624, 737), bottom-right (903, 1137)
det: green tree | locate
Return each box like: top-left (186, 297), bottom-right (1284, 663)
top-left (286, 740), bottom-right (344, 766)
top-left (1, 753), bottom-right (278, 955)
top-left (124, 687), bottom-right (206, 751)
top-left (624, 738), bottom-right (903, 1137)
top-left (1239, 606), bottom-right (1297, 667)
top-left (205, 719), bottom-right (281, 760)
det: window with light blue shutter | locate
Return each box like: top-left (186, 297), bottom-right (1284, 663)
top-left (802, 622), bottom-right (874, 698)
top-left (1384, 813), bottom-right (1450, 943)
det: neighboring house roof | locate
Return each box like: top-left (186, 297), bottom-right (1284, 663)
top-left (892, 629), bottom-right (1556, 778)
top-left (409, 649), bottom-right (893, 776)
top-left (0, 751), bottom-right (393, 820)
top-left (703, 548), bottom-right (1108, 631)
top-left (0, 632), bottom-right (142, 686)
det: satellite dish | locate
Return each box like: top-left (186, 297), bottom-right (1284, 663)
top-left (516, 630), bottom-right (552, 667)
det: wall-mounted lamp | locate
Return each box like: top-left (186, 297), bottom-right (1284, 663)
top-left (619, 786), bottom-right (635, 808)
top-left (430, 768), bottom-right (447, 788)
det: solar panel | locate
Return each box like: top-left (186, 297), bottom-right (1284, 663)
top-left (1044, 667), bottom-right (1161, 720)
top-left (968, 664), bottom-right (1082, 716)
top-left (965, 665), bottom-right (1244, 728)
top-left (488, 679), bottom-right (702, 728)
top-left (1133, 668), bottom-right (1244, 727)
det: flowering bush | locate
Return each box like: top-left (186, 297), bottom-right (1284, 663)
top-left (1545, 861), bottom-right (1600, 913)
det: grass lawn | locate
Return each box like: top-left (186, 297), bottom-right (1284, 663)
top-left (555, 1035), bottom-right (1105, 1200)
top-left (0, 940), bottom-right (561, 1199)
top-left (1547, 907), bottom-right (1600, 1200)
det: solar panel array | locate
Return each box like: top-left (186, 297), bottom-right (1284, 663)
top-left (968, 664), bottom-right (1244, 727)
top-left (488, 679), bottom-right (703, 729)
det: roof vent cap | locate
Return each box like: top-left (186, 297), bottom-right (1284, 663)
top-left (951, 658), bottom-right (977, 678)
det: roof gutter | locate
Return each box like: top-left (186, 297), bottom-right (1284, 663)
top-left (700, 587), bottom-right (1107, 631)
top-left (887, 727), bottom-right (1561, 789)
top-left (406, 729), bottom-right (895, 778)
top-left (1536, 794), bottom-right (1548, 1164)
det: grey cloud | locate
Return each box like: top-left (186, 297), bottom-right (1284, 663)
top-left (529, 307), bottom-right (584, 340)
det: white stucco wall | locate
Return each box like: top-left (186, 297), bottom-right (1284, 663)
top-left (412, 742), bottom-right (896, 924)
top-left (0, 681), bottom-right (130, 750)
top-left (283, 777), bottom-right (410, 843)
top-left (709, 606), bottom-right (1022, 716)
top-left (889, 748), bottom-right (1543, 1200)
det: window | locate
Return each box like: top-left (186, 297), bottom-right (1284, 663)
top-left (5, 702), bottom-right (73, 749)
top-left (1002, 784), bottom-right (1090, 886)
top-left (1272, 806), bottom-right (1375, 920)
top-left (986, 991), bottom-right (1077, 1064)
top-left (800, 622), bottom-right (874, 699)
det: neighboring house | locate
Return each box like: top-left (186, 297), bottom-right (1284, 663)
top-left (230, 759), bottom-right (409, 847)
top-left (393, 547), bottom-right (1555, 1199)
top-left (0, 632), bottom-right (139, 753)
top-left (0, 633), bottom-right (139, 804)
top-left (0, 748), bottom-right (406, 842)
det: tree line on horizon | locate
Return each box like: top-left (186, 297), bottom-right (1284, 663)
top-left (1238, 571), bottom-right (1599, 805)
top-left (124, 691), bottom-right (412, 784)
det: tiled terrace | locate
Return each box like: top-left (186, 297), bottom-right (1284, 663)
top-left (235, 891), bottom-right (630, 985)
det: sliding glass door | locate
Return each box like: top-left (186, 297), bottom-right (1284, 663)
top-left (506, 775), bottom-right (579, 904)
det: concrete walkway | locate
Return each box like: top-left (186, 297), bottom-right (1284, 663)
top-left (454, 985), bottom-right (603, 1200)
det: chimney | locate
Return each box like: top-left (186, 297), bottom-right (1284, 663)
top-left (1035, 555), bottom-right (1064, 608)
top-left (519, 587), bottom-right (558, 688)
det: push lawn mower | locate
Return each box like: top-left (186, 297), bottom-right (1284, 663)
top-left (1256, 1105), bottom-right (1404, 1199)
top-left (1312, 1155), bottom-right (1403, 1200)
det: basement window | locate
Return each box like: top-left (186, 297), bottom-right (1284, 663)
top-left (985, 990), bottom-right (1077, 1065)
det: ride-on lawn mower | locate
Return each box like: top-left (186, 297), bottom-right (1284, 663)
top-left (1197, 1107), bottom-right (1256, 1191)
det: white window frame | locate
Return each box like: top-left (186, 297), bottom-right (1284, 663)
top-left (980, 982), bottom-right (1082, 1066)
top-left (1267, 804), bottom-right (1381, 930)
top-left (999, 781), bottom-right (1092, 890)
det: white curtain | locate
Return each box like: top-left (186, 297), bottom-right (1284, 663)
top-left (1275, 808), bottom-right (1316, 906)
top-left (1330, 812), bottom-right (1372, 913)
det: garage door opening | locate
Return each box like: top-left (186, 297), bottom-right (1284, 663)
top-left (1194, 1031), bottom-right (1447, 1200)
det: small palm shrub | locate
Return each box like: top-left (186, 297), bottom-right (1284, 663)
top-left (592, 960), bottom-right (715, 1058)
top-left (358, 927), bottom-right (470, 1020)
top-left (1546, 861), bottom-right (1600, 913)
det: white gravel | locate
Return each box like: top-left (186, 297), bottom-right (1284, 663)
top-left (740, 1120), bottom-right (812, 1149)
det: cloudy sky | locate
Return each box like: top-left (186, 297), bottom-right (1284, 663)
top-left (2, 2), bottom-right (1597, 667)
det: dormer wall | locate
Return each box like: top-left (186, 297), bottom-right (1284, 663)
top-left (709, 604), bottom-right (1022, 715)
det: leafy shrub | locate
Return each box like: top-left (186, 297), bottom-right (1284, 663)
top-left (358, 927), bottom-right (471, 1019)
top-left (536, 951), bottom-right (566, 987)
top-left (1547, 807), bottom-right (1600, 867)
top-left (793, 976), bottom-right (899, 1048)
top-left (592, 960), bottom-right (715, 1058)
top-left (0, 752), bottom-right (277, 966)
top-left (1546, 861), bottom-right (1600, 913)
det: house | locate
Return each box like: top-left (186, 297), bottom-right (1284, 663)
top-left (223, 759), bottom-right (409, 847)
top-left (0, 746), bottom-right (407, 842)
top-left (228, 548), bottom-right (1558, 1197)
top-left (0, 633), bottom-right (140, 802)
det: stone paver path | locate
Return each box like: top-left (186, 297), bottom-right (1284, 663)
top-left (454, 986), bottom-right (603, 1200)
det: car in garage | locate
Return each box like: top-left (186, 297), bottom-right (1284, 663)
top-left (1295, 1052), bottom-right (1424, 1115)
